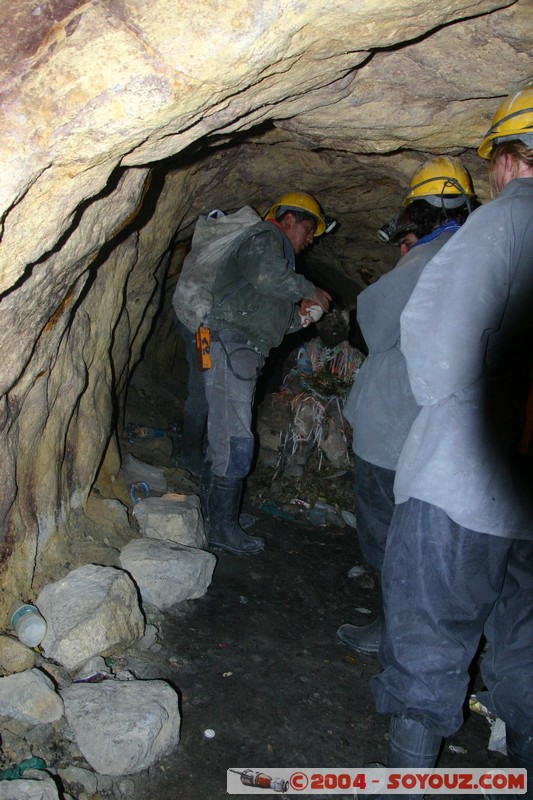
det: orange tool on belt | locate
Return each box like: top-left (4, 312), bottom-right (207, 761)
top-left (195, 325), bottom-right (211, 370)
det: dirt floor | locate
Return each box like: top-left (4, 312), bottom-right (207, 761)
top-left (117, 469), bottom-right (508, 800)
top-left (113, 372), bottom-right (511, 800)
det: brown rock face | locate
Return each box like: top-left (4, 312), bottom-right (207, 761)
top-left (0, 0), bottom-right (531, 611)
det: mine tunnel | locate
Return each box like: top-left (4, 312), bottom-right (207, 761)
top-left (1, 1), bottom-right (532, 798)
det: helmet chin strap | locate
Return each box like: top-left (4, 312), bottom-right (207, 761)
top-left (434, 180), bottom-right (472, 214)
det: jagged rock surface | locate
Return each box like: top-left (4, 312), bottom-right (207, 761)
top-left (119, 537), bottom-right (216, 610)
top-left (61, 679), bottom-right (181, 776)
top-left (36, 565), bottom-right (145, 671)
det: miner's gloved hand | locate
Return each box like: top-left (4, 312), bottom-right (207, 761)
top-left (305, 287), bottom-right (332, 313)
top-left (299, 302), bottom-right (324, 328)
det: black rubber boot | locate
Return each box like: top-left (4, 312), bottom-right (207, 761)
top-left (200, 464), bottom-right (256, 533)
top-left (337, 615), bottom-right (383, 655)
top-left (208, 475), bottom-right (266, 555)
top-left (376, 717), bottom-right (442, 799)
top-left (356, 717), bottom-right (442, 799)
top-left (337, 579), bottom-right (383, 655)
top-left (239, 512), bottom-right (257, 529)
top-left (387, 716), bottom-right (442, 768)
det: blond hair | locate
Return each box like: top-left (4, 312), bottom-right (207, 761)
top-left (489, 140), bottom-right (533, 195)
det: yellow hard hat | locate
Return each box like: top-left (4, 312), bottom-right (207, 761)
top-left (402, 156), bottom-right (475, 208)
top-left (478, 85), bottom-right (533, 159)
top-left (265, 191), bottom-right (326, 236)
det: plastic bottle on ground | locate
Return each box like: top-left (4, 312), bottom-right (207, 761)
top-left (9, 602), bottom-right (47, 647)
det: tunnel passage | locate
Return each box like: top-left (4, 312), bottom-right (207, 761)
top-left (0, 0), bottom-right (531, 623)
top-left (0, 3), bottom-right (532, 797)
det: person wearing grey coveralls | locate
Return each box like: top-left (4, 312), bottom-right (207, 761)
top-left (371, 88), bottom-right (533, 799)
top-left (338, 158), bottom-right (477, 656)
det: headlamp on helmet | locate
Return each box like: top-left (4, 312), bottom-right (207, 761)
top-left (377, 210), bottom-right (416, 244)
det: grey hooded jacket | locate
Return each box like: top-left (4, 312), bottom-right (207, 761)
top-left (395, 178), bottom-right (533, 539)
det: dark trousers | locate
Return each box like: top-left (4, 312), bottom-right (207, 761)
top-left (372, 497), bottom-right (533, 741)
top-left (175, 319), bottom-right (208, 422)
top-left (204, 330), bottom-right (264, 479)
top-left (354, 455), bottom-right (396, 574)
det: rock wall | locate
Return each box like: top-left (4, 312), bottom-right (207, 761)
top-left (1, 0), bottom-right (531, 614)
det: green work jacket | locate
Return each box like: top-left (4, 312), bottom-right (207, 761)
top-left (208, 221), bottom-right (315, 356)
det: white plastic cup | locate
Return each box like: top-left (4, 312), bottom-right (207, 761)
top-left (9, 602), bottom-right (47, 648)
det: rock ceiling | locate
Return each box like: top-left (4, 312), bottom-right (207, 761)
top-left (0, 0), bottom-right (531, 603)
top-left (2, 1), bottom-right (532, 291)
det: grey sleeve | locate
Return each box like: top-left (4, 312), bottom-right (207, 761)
top-left (400, 211), bottom-right (509, 404)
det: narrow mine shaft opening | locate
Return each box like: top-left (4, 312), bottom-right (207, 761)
top-left (121, 136), bottom-right (367, 524)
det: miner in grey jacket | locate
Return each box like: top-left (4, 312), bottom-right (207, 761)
top-left (202, 192), bottom-right (331, 555)
top-left (371, 87), bottom-right (533, 799)
top-left (338, 157), bottom-right (477, 655)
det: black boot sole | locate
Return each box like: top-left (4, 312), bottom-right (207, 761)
top-left (209, 539), bottom-right (266, 555)
top-left (336, 626), bottom-right (380, 655)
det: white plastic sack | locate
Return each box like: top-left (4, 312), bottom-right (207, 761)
top-left (172, 206), bottom-right (261, 332)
